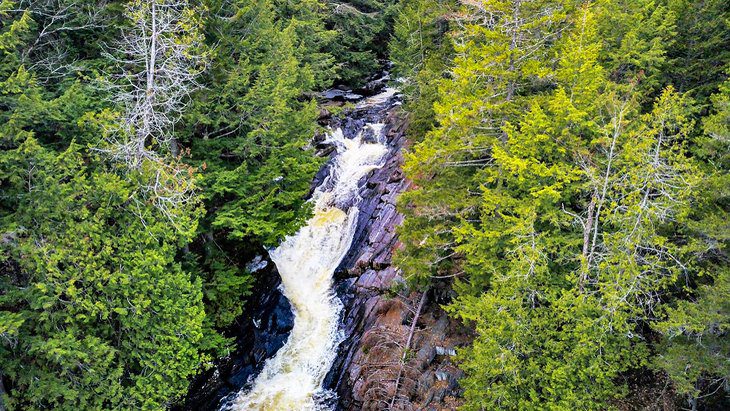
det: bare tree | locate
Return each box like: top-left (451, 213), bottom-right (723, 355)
top-left (569, 88), bottom-right (698, 320)
top-left (353, 292), bottom-right (430, 411)
top-left (8, 0), bottom-right (111, 82)
top-left (96, 0), bottom-right (207, 224)
top-left (103, 0), bottom-right (206, 169)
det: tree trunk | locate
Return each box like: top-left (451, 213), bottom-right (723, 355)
top-left (389, 289), bottom-right (429, 409)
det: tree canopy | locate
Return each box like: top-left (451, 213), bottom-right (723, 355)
top-left (392, 0), bottom-right (730, 408)
top-left (1, 0), bottom-right (728, 409)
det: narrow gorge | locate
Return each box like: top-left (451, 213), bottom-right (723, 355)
top-left (178, 73), bottom-right (467, 411)
top-left (4, 2), bottom-right (727, 410)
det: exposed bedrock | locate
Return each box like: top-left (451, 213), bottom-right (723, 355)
top-left (179, 72), bottom-right (470, 410)
top-left (325, 109), bottom-right (472, 411)
top-left (176, 260), bottom-right (294, 410)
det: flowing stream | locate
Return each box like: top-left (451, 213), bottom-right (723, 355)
top-left (223, 88), bottom-right (396, 410)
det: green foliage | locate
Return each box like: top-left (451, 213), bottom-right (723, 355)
top-left (654, 268), bottom-right (730, 397)
top-left (650, 70), bottom-right (730, 400)
top-left (184, 0), bottom-right (321, 245)
top-left (171, 0), bottom-right (324, 330)
top-left (0, 138), bottom-right (205, 410)
top-left (703, 68), bottom-right (730, 152)
top-left (447, 10), bottom-right (663, 407)
top-left (394, 0), bottom-right (730, 408)
top-left (1, 0), bottom-right (364, 407)
top-left (390, 0), bottom-right (455, 139)
top-left (326, 0), bottom-right (398, 86)
top-left (2, 11), bottom-right (208, 405)
top-left (274, 0), bottom-right (338, 88)
top-left (4, 0), bottom-right (728, 407)
top-left (596, 0), bottom-right (676, 94)
top-left (395, 0), bottom-right (573, 288)
top-left (663, 0), bottom-right (730, 106)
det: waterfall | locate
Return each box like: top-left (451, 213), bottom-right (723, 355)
top-left (222, 89), bottom-right (396, 411)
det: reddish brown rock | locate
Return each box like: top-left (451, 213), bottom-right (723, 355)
top-left (326, 107), bottom-right (472, 411)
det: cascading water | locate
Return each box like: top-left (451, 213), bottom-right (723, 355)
top-left (222, 88), bottom-right (396, 411)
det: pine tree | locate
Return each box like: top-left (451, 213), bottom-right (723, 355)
top-left (1, 3), bottom-right (205, 409)
top-left (651, 72), bottom-right (730, 407)
top-left (1, 140), bottom-right (205, 410)
top-left (448, 9), bottom-right (642, 408)
top-left (273, 0), bottom-right (338, 89)
top-left (173, 0), bottom-right (323, 329)
top-left (390, 0), bottom-right (455, 139)
top-left (595, 0), bottom-right (676, 96)
top-left (663, 0), bottom-right (730, 106)
top-left (395, 0), bottom-right (573, 286)
top-left (326, 0), bottom-right (397, 86)
top-left (0, 66), bottom-right (205, 408)
top-left (396, 2), bottom-right (722, 408)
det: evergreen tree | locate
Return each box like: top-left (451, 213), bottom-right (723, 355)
top-left (326, 0), bottom-right (398, 86)
top-left (394, 1), bottom-right (729, 407)
top-left (663, 0), bottom-right (730, 106)
top-left (449, 9), bottom-right (642, 408)
top-left (595, 0), bottom-right (676, 95)
top-left (390, 0), bottom-right (455, 139)
top-left (651, 71), bottom-right (730, 406)
top-left (3, 0), bottom-right (729, 408)
top-left (395, 0), bottom-right (573, 287)
top-left (273, 0), bottom-right (338, 89)
top-left (0, 140), bottom-right (205, 410)
top-left (0, 10), bottom-right (205, 404)
top-left (171, 0), bottom-right (324, 330)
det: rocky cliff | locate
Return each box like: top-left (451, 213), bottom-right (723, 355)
top-left (178, 74), bottom-right (470, 411)
top-left (324, 105), bottom-right (472, 411)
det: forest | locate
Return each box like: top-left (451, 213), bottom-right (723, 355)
top-left (0, 0), bottom-right (728, 410)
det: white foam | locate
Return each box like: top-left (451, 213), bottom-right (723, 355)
top-left (223, 126), bottom-right (389, 411)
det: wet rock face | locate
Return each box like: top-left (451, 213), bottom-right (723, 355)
top-left (179, 69), bottom-right (470, 410)
top-left (335, 118), bottom-right (406, 277)
top-left (175, 260), bottom-right (294, 410)
top-left (325, 110), bottom-right (472, 411)
top-left (322, 89), bottom-right (363, 102)
top-left (321, 64), bottom-right (390, 102)
top-left (176, 76), bottom-right (403, 410)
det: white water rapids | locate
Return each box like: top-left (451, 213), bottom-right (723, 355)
top-left (223, 92), bottom-right (394, 410)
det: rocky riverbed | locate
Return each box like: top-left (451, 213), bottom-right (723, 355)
top-left (323, 105), bottom-right (472, 411)
top-left (177, 70), bottom-right (469, 410)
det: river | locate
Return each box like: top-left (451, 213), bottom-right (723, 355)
top-left (221, 87), bottom-right (398, 411)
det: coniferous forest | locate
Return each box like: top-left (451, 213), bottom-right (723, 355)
top-left (0, 0), bottom-right (728, 410)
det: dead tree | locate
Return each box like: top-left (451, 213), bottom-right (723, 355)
top-left (103, 0), bottom-right (206, 168)
top-left (100, 0), bottom-right (206, 223)
top-left (11, 0), bottom-right (111, 82)
top-left (355, 292), bottom-right (428, 410)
